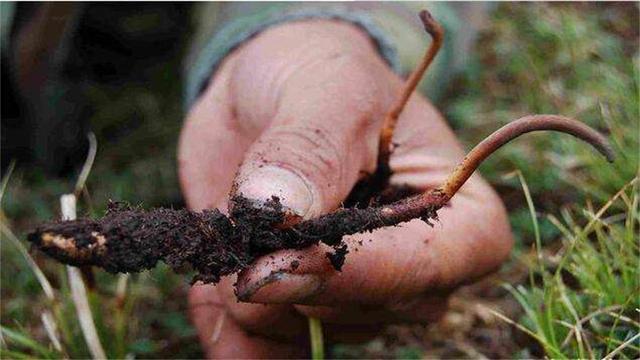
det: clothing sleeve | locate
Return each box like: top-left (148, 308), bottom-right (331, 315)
top-left (183, 2), bottom-right (493, 111)
top-left (1, 2), bottom-right (16, 53)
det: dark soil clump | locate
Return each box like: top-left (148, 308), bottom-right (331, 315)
top-left (29, 201), bottom-right (248, 283)
top-left (29, 185), bottom-right (421, 284)
top-left (326, 243), bottom-right (349, 271)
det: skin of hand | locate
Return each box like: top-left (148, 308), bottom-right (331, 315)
top-left (178, 19), bottom-right (513, 358)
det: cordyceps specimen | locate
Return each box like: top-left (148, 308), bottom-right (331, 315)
top-left (28, 11), bottom-right (615, 284)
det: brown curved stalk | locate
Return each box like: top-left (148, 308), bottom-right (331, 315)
top-left (438, 115), bottom-right (614, 199)
top-left (374, 115), bottom-right (615, 224)
top-left (377, 10), bottom-right (444, 170)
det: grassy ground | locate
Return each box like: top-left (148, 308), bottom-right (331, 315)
top-left (2, 3), bottom-right (638, 359)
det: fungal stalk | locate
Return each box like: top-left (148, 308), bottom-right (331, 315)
top-left (377, 10), bottom-right (444, 172)
top-left (349, 10), bottom-right (444, 206)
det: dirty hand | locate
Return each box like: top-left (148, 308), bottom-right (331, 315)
top-left (179, 19), bottom-right (513, 358)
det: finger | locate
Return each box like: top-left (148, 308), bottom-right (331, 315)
top-left (209, 277), bottom-right (383, 345)
top-left (236, 95), bottom-right (513, 305)
top-left (215, 275), bottom-right (308, 342)
top-left (228, 21), bottom-right (396, 218)
top-left (230, 230), bottom-right (448, 328)
top-left (235, 220), bottom-right (445, 307)
top-left (178, 55), bottom-right (253, 211)
top-left (294, 291), bottom-right (449, 325)
top-left (214, 277), bottom-right (389, 344)
top-left (189, 284), bottom-right (306, 358)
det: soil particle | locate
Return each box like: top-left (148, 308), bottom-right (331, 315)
top-left (290, 260), bottom-right (300, 271)
top-left (326, 243), bottom-right (349, 271)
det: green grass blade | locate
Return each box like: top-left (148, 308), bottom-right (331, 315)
top-left (308, 317), bottom-right (324, 360)
top-left (0, 326), bottom-right (58, 359)
top-left (0, 159), bottom-right (16, 206)
top-left (0, 348), bottom-right (38, 360)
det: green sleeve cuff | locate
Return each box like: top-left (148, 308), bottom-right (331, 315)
top-left (184, 7), bottom-right (400, 111)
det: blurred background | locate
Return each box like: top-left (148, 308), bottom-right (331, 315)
top-left (1, 2), bottom-right (638, 359)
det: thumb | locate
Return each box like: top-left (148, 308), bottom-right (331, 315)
top-left (231, 54), bottom-right (392, 219)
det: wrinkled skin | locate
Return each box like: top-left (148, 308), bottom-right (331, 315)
top-left (179, 19), bottom-right (513, 358)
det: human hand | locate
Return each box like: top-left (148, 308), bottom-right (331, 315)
top-left (178, 19), bottom-right (512, 358)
